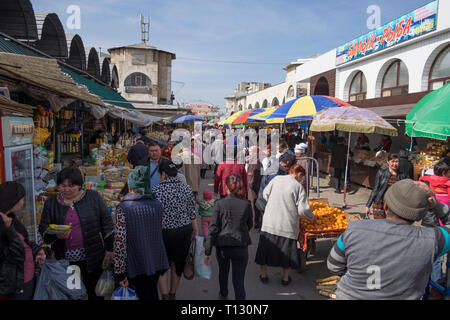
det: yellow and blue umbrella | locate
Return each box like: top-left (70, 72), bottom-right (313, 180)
top-left (266, 96), bottom-right (351, 124)
top-left (248, 107), bottom-right (278, 122)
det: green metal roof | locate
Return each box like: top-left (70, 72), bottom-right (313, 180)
top-left (0, 37), bottom-right (41, 57)
top-left (60, 66), bottom-right (135, 109)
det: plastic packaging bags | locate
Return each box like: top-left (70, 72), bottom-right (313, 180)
top-left (33, 260), bottom-right (86, 300)
top-left (95, 268), bottom-right (115, 298)
top-left (111, 287), bottom-right (138, 300)
top-left (194, 236), bottom-right (212, 280)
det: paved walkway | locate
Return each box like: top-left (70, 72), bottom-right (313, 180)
top-left (175, 171), bottom-right (372, 300)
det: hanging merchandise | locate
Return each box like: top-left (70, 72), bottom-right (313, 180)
top-left (33, 128), bottom-right (51, 147)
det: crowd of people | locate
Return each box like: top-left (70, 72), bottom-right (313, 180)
top-left (1, 126), bottom-right (450, 301)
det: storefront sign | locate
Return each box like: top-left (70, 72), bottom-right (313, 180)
top-left (12, 123), bottom-right (34, 135)
top-left (336, 1), bottom-right (438, 66)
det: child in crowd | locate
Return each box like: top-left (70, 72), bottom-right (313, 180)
top-left (198, 189), bottom-right (215, 239)
top-left (419, 160), bottom-right (450, 206)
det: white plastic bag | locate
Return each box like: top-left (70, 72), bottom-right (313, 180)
top-left (95, 268), bottom-right (115, 298)
top-left (111, 287), bottom-right (138, 300)
top-left (194, 236), bottom-right (212, 280)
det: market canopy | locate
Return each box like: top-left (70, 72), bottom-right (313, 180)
top-left (60, 66), bottom-right (135, 110)
top-left (173, 115), bottom-right (205, 123)
top-left (233, 108), bottom-right (265, 124)
top-left (405, 83), bottom-right (450, 141)
top-left (248, 107), bottom-right (278, 122)
top-left (222, 110), bottom-right (246, 125)
top-left (266, 96), bottom-right (351, 124)
top-left (0, 52), bottom-right (105, 108)
top-left (310, 105), bottom-right (398, 136)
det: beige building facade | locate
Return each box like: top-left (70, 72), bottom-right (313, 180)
top-left (108, 43), bottom-right (176, 108)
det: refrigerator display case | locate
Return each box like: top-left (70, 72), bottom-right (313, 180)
top-left (1, 116), bottom-right (37, 243)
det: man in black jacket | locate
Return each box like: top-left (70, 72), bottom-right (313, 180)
top-left (331, 137), bottom-right (349, 193)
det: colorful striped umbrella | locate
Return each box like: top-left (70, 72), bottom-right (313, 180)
top-left (233, 108), bottom-right (265, 124)
top-left (223, 110), bottom-right (246, 125)
top-left (248, 107), bottom-right (278, 122)
top-left (266, 96), bottom-right (351, 124)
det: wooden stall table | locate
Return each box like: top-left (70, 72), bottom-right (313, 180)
top-left (314, 151), bottom-right (332, 174)
top-left (348, 160), bottom-right (379, 188)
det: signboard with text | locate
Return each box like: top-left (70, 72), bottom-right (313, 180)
top-left (336, 1), bottom-right (438, 66)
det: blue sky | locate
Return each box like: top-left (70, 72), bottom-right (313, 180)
top-left (34, 0), bottom-right (430, 109)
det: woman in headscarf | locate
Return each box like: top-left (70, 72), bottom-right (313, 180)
top-left (113, 166), bottom-right (169, 300)
top-left (0, 182), bottom-right (46, 300)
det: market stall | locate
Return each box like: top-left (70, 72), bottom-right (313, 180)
top-left (406, 83), bottom-right (450, 178)
top-left (310, 106), bottom-right (398, 207)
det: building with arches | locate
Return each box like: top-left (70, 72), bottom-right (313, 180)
top-left (225, 58), bottom-right (312, 113)
top-left (294, 0), bottom-right (449, 158)
top-left (296, 0), bottom-right (449, 118)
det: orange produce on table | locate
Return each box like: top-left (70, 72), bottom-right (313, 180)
top-left (300, 201), bottom-right (348, 232)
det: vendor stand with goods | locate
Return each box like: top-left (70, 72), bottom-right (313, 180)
top-left (405, 83), bottom-right (450, 179)
top-left (310, 105), bottom-right (398, 208)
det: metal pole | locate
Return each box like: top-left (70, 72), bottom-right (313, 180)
top-left (343, 132), bottom-right (351, 208)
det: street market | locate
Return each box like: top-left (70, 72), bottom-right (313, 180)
top-left (0, 0), bottom-right (449, 305)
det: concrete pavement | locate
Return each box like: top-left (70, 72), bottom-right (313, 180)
top-left (175, 170), bottom-right (372, 300)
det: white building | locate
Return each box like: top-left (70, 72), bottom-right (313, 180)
top-left (225, 57), bottom-right (314, 113)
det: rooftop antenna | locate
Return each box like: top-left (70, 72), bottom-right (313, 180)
top-left (140, 14), bottom-right (150, 44)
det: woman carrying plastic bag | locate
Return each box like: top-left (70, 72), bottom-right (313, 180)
top-left (194, 236), bottom-right (211, 280)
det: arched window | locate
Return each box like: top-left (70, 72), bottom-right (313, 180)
top-left (349, 71), bottom-right (367, 102)
top-left (262, 100), bottom-right (268, 108)
top-left (238, 104), bottom-right (243, 111)
top-left (248, 104), bottom-right (252, 109)
top-left (272, 97), bottom-right (279, 107)
top-left (382, 60), bottom-right (409, 97)
top-left (429, 45), bottom-right (450, 90)
top-left (124, 72), bottom-right (151, 93)
top-left (255, 102), bottom-right (260, 109)
top-left (287, 85), bottom-right (295, 98)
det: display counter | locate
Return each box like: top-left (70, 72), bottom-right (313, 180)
top-left (349, 161), bottom-right (379, 188)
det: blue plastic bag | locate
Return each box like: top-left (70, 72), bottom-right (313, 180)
top-left (194, 236), bottom-right (212, 280)
top-left (33, 260), bottom-right (86, 300)
top-left (111, 287), bottom-right (138, 300)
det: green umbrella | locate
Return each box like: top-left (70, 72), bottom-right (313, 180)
top-left (405, 83), bottom-right (450, 141)
top-left (208, 117), bottom-right (219, 124)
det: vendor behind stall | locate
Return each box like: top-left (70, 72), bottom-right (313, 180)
top-left (354, 133), bottom-right (370, 151)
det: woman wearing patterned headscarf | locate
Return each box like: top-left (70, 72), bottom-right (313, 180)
top-left (113, 166), bottom-right (169, 300)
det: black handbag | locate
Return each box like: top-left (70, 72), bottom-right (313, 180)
top-left (183, 237), bottom-right (196, 280)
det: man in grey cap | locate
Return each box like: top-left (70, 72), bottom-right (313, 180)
top-left (327, 179), bottom-right (450, 300)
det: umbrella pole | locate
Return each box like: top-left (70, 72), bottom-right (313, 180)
top-left (343, 132), bottom-right (351, 209)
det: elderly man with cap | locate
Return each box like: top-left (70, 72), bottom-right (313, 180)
top-left (327, 179), bottom-right (450, 300)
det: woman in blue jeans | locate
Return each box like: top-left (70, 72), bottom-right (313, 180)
top-left (204, 174), bottom-right (253, 300)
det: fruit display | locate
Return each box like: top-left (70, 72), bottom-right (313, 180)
top-left (300, 201), bottom-right (348, 232)
top-left (414, 140), bottom-right (448, 170)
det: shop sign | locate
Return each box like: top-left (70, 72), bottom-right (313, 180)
top-left (336, 1), bottom-right (438, 66)
top-left (12, 123), bottom-right (34, 135)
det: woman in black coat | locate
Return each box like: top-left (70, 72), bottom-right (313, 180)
top-left (204, 174), bottom-right (253, 300)
top-left (365, 154), bottom-right (407, 219)
top-left (0, 182), bottom-right (46, 300)
top-left (39, 167), bottom-right (114, 300)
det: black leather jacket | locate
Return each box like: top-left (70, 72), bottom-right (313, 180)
top-left (204, 194), bottom-right (253, 256)
top-left (0, 224), bottom-right (41, 296)
top-left (366, 166), bottom-right (407, 208)
top-left (39, 190), bottom-right (114, 274)
top-left (422, 202), bottom-right (450, 228)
